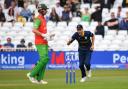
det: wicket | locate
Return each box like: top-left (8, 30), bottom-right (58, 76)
top-left (66, 60), bottom-right (76, 84)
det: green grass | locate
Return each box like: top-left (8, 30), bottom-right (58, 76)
top-left (0, 69), bottom-right (128, 89)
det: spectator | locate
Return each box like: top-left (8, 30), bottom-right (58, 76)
top-left (4, 37), bottom-right (14, 48)
top-left (70, 0), bottom-right (80, 16)
top-left (17, 0), bottom-right (24, 8)
top-left (95, 21), bottom-right (105, 38)
top-left (17, 39), bottom-right (26, 48)
top-left (117, 6), bottom-right (123, 21)
top-left (83, 0), bottom-right (92, 4)
top-left (91, 6), bottom-right (102, 22)
top-left (27, 1), bottom-right (37, 14)
top-left (98, 0), bottom-right (115, 9)
top-left (9, 0), bottom-right (19, 21)
top-left (0, 6), bottom-right (6, 22)
top-left (20, 3), bottom-right (32, 21)
top-left (76, 8), bottom-right (82, 17)
top-left (78, 0), bottom-right (82, 3)
top-left (55, 1), bottom-right (63, 18)
top-left (119, 12), bottom-right (128, 30)
top-left (49, 7), bottom-right (60, 22)
top-left (5, 7), bottom-right (15, 22)
top-left (104, 12), bottom-right (119, 30)
top-left (61, 5), bottom-right (72, 22)
top-left (83, 0), bottom-right (92, 6)
top-left (81, 7), bottom-right (90, 22)
top-left (100, 0), bottom-right (115, 10)
top-left (92, 0), bottom-right (101, 3)
top-left (4, 0), bottom-right (13, 9)
top-left (60, 0), bottom-right (67, 7)
top-left (34, 0), bottom-right (39, 8)
top-left (110, 0), bottom-right (115, 7)
top-left (27, 42), bottom-right (33, 48)
top-left (122, 0), bottom-right (128, 7)
top-left (66, 0), bottom-right (72, 11)
top-left (28, 13), bottom-right (35, 22)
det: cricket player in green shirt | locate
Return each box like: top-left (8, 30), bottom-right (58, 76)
top-left (27, 4), bottom-right (50, 84)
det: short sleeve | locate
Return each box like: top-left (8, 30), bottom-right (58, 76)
top-left (72, 33), bottom-right (77, 41)
top-left (89, 31), bottom-right (94, 37)
top-left (33, 18), bottom-right (41, 29)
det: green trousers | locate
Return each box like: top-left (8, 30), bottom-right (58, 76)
top-left (30, 44), bottom-right (49, 81)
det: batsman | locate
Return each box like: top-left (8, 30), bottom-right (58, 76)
top-left (27, 4), bottom-right (50, 84)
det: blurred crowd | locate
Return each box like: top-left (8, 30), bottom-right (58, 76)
top-left (0, 0), bottom-right (127, 24)
top-left (0, 37), bottom-right (33, 49)
top-left (0, 0), bottom-right (128, 49)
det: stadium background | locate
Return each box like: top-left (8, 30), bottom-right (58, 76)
top-left (0, 0), bottom-right (128, 70)
top-left (0, 0), bottom-right (128, 89)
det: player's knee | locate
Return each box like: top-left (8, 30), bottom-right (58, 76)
top-left (40, 57), bottom-right (49, 64)
top-left (79, 65), bottom-right (84, 69)
top-left (85, 61), bottom-right (90, 66)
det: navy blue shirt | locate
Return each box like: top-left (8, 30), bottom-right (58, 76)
top-left (72, 31), bottom-right (93, 51)
top-left (62, 11), bottom-right (70, 21)
top-left (4, 43), bottom-right (14, 48)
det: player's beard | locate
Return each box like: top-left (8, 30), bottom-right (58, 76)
top-left (39, 10), bottom-right (47, 16)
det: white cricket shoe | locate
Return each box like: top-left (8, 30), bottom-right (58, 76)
top-left (80, 77), bottom-right (86, 83)
top-left (27, 73), bottom-right (38, 83)
top-left (38, 80), bottom-right (48, 84)
top-left (87, 70), bottom-right (92, 78)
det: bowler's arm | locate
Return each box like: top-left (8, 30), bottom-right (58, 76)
top-left (90, 34), bottom-right (95, 50)
top-left (67, 39), bottom-right (74, 45)
top-left (67, 33), bottom-right (76, 45)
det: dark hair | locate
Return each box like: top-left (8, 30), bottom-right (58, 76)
top-left (8, 8), bottom-right (14, 16)
top-left (0, 5), bottom-right (3, 13)
top-left (50, 8), bottom-right (58, 17)
top-left (77, 24), bottom-right (83, 30)
top-left (28, 42), bottom-right (32, 47)
top-left (7, 37), bottom-right (11, 41)
top-left (20, 39), bottom-right (25, 43)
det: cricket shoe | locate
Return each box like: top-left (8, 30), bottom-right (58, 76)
top-left (80, 77), bottom-right (86, 83)
top-left (27, 73), bottom-right (38, 84)
top-left (87, 70), bottom-right (92, 78)
top-left (38, 80), bottom-right (48, 84)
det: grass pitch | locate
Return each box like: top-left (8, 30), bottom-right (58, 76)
top-left (0, 69), bottom-right (128, 89)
